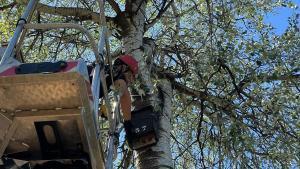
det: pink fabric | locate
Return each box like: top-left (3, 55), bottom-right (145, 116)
top-left (61, 61), bottom-right (78, 72)
top-left (0, 66), bottom-right (17, 76)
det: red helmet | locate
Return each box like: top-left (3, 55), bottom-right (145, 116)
top-left (118, 55), bottom-right (139, 76)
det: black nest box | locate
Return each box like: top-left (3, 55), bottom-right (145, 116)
top-left (128, 105), bottom-right (159, 150)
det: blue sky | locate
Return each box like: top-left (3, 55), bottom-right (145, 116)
top-left (264, 1), bottom-right (300, 35)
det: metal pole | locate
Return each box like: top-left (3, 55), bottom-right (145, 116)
top-left (106, 136), bottom-right (114, 169)
top-left (91, 26), bottom-right (107, 139)
top-left (91, 64), bottom-right (101, 138)
top-left (96, 1), bottom-right (120, 168)
top-left (105, 98), bottom-right (120, 169)
top-left (0, 0), bottom-right (37, 65)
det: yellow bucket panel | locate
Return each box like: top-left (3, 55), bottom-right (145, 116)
top-left (0, 72), bottom-right (86, 111)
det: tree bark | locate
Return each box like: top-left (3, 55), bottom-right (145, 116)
top-left (135, 80), bottom-right (173, 169)
top-left (121, 0), bottom-right (173, 168)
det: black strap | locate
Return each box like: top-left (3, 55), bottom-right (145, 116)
top-left (16, 18), bottom-right (27, 27)
top-left (15, 61), bottom-right (67, 74)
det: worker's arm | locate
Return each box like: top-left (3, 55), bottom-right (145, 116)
top-left (114, 79), bottom-right (131, 121)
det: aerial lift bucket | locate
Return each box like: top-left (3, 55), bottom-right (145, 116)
top-left (0, 59), bottom-right (105, 169)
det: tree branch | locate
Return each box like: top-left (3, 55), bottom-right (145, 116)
top-left (170, 1), bottom-right (180, 44)
top-left (218, 59), bottom-right (251, 100)
top-left (153, 65), bottom-right (235, 111)
top-left (125, 0), bottom-right (131, 12)
top-left (229, 71), bottom-right (300, 96)
top-left (107, 0), bottom-right (122, 14)
top-left (154, 64), bottom-right (300, 113)
top-left (0, 2), bottom-right (16, 11)
top-left (11, 2), bottom-right (113, 24)
top-left (145, 0), bottom-right (174, 31)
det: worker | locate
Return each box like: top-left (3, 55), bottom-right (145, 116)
top-left (88, 55), bottom-right (138, 141)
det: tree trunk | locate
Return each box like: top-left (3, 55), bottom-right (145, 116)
top-left (135, 80), bottom-right (173, 169)
top-left (121, 1), bottom-right (173, 168)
